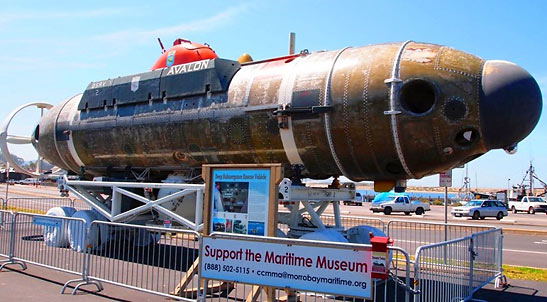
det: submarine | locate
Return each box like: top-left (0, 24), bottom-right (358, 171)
top-left (2, 38), bottom-right (542, 191)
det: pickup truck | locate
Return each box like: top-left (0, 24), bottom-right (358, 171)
top-left (370, 195), bottom-right (430, 215)
top-left (343, 192), bottom-right (364, 206)
top-left (508, 196), bottom-right (547, 214)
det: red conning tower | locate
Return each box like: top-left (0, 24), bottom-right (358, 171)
top-left (151, 38), bottom-right (218, 70)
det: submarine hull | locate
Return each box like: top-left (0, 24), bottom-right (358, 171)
top-left (33, 42), bottom-right (542, 182)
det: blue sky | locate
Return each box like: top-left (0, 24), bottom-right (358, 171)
top-left (0, 0), bottom-right (545, 189)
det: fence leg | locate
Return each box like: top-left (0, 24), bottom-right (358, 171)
top-left (0, 213), bottom-right (26, 271)
top-left (62, 278), bottom-right (104, 295)
top-left (61, 225), bottom-right (103, 295)
top-left (495, 230), bottom-right (508, 289)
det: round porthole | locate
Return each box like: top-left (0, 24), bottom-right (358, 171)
top-left (400, 79), bottom-right (436, 115)
top-left (444, 98), bottom-right (467, 122)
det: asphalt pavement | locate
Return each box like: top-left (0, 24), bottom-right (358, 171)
top-left (1, 264), bottom-right (546, 302)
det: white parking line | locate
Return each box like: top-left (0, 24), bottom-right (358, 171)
top-left (534, 240), bottom-right (547, 245)
top-left (504, 249), bottom-right (547, 255)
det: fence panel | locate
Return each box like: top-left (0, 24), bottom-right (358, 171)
top-left (0, 210), bottom-right (13, 259)
top-left (278, 213), bottom-right (386, 238)
top-left (387, 220), bottom-right (493, 258)
top-left (469, 229), bottom-right (503, 297)
top-left (11, 212), bottom-right (87, 276)
top-left (414, 236), bottom-right (473, 302)
top-left (320, 213), bottom-right (386, 233)
top-left (86, 221), bottom-right (200, 301)
top-left (6, 198), bottom-right (75, 215)
top-left (201, 280), bottom-right (411, 302)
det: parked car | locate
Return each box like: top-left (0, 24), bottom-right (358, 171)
top-left (370, 195), bottom-right (430, 215)
top-left (508, 196), bottom-right (547, 214)
top-left (18, 178), bottom-right (41, 185)
top-left (451, 199), bottom-right (508, 220)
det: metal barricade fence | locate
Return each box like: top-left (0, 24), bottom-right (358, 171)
top-left (468, 228), bottom-right (503, 298)
top-left (85, 221), bottom-right (200, 301)
top-left (71, 198), bottom-right (92, 211)
top-left (414, 228), bottom-right (503, 302)
top-left (319, 213), bottom-right (386, 233)
top-left (200, 233), bottom-right (414, 302)
top-left (414, 236), bottom-right (472, 302)
top-left (0, 210), bottom-right (13, 259)
top-left (387, 220), bottom-right (494, 259)
top-left (11, 212), bottom-right (88, 278)
top-left (0, 208), bottom-right (501, 301)
top-left (6, 198), bottom-right (75, 215)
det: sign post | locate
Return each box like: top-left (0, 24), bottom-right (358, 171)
top-left (439, 170), bottom-right (452, 264)
top-left (439, 170), bottom-right (452, 226)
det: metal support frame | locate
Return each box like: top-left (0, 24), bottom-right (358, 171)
top-left (60, 176), bottom-right (205, 231)
top-left (278, 178), bottom-right (355, 238)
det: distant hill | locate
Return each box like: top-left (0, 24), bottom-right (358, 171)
top-left (0, 152), bottom-right (25, 166)
top-left (0, 150), bottom-right (55, 172)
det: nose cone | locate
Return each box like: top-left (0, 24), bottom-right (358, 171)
top-left (480, 60), bottom-right (542, 150)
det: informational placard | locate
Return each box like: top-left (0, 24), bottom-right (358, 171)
top-left (202, 164), bottom-right (281, 238)
top-left (371, 251), bottom-right (388, 276)
top-left (439, 170), bottom-right (452, 187)
top-left (210, 169), bottom-right (271, 236)
top-left (201, 237), bottom-right (372, 298)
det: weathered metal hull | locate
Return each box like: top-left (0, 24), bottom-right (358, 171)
top-left (33, 42), bottom-right (542, 181)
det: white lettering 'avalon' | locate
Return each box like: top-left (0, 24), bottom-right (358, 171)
top-left (166, 60), bottom-right (211, 76)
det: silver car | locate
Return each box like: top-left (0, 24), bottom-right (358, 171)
top-left (451, 200), bottom-right (508, 220)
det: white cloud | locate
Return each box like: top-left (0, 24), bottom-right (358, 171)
top-left (0, 4), bottom-right (250, 72)
top-left (0, 55), bottom-right (106, 72)
top-left (92, 4), bottom-right (249, 44)
top-left (0, 7), bottom-right (131, 23)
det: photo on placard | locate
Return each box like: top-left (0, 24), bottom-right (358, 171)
top-left (212, 217), bottom-right (226, 232)
top-left (233, 219), bottom-right (247, 234)
top-left (247, 221), bottom-right (265, 236)
top-left (372, 252), bottom-right (387, 273)
top-left (225, 219), bottom-right (233, 233)
top-left (213, 181), bottom-right (249, 213)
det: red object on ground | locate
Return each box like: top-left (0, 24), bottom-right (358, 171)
top-left (370, 234), bottom-right (393, 279)
top-left (151, 38), bottom-right (218, 70)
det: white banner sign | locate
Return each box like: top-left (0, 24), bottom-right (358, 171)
top-left (201, 237), bottom-right (372, 298)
